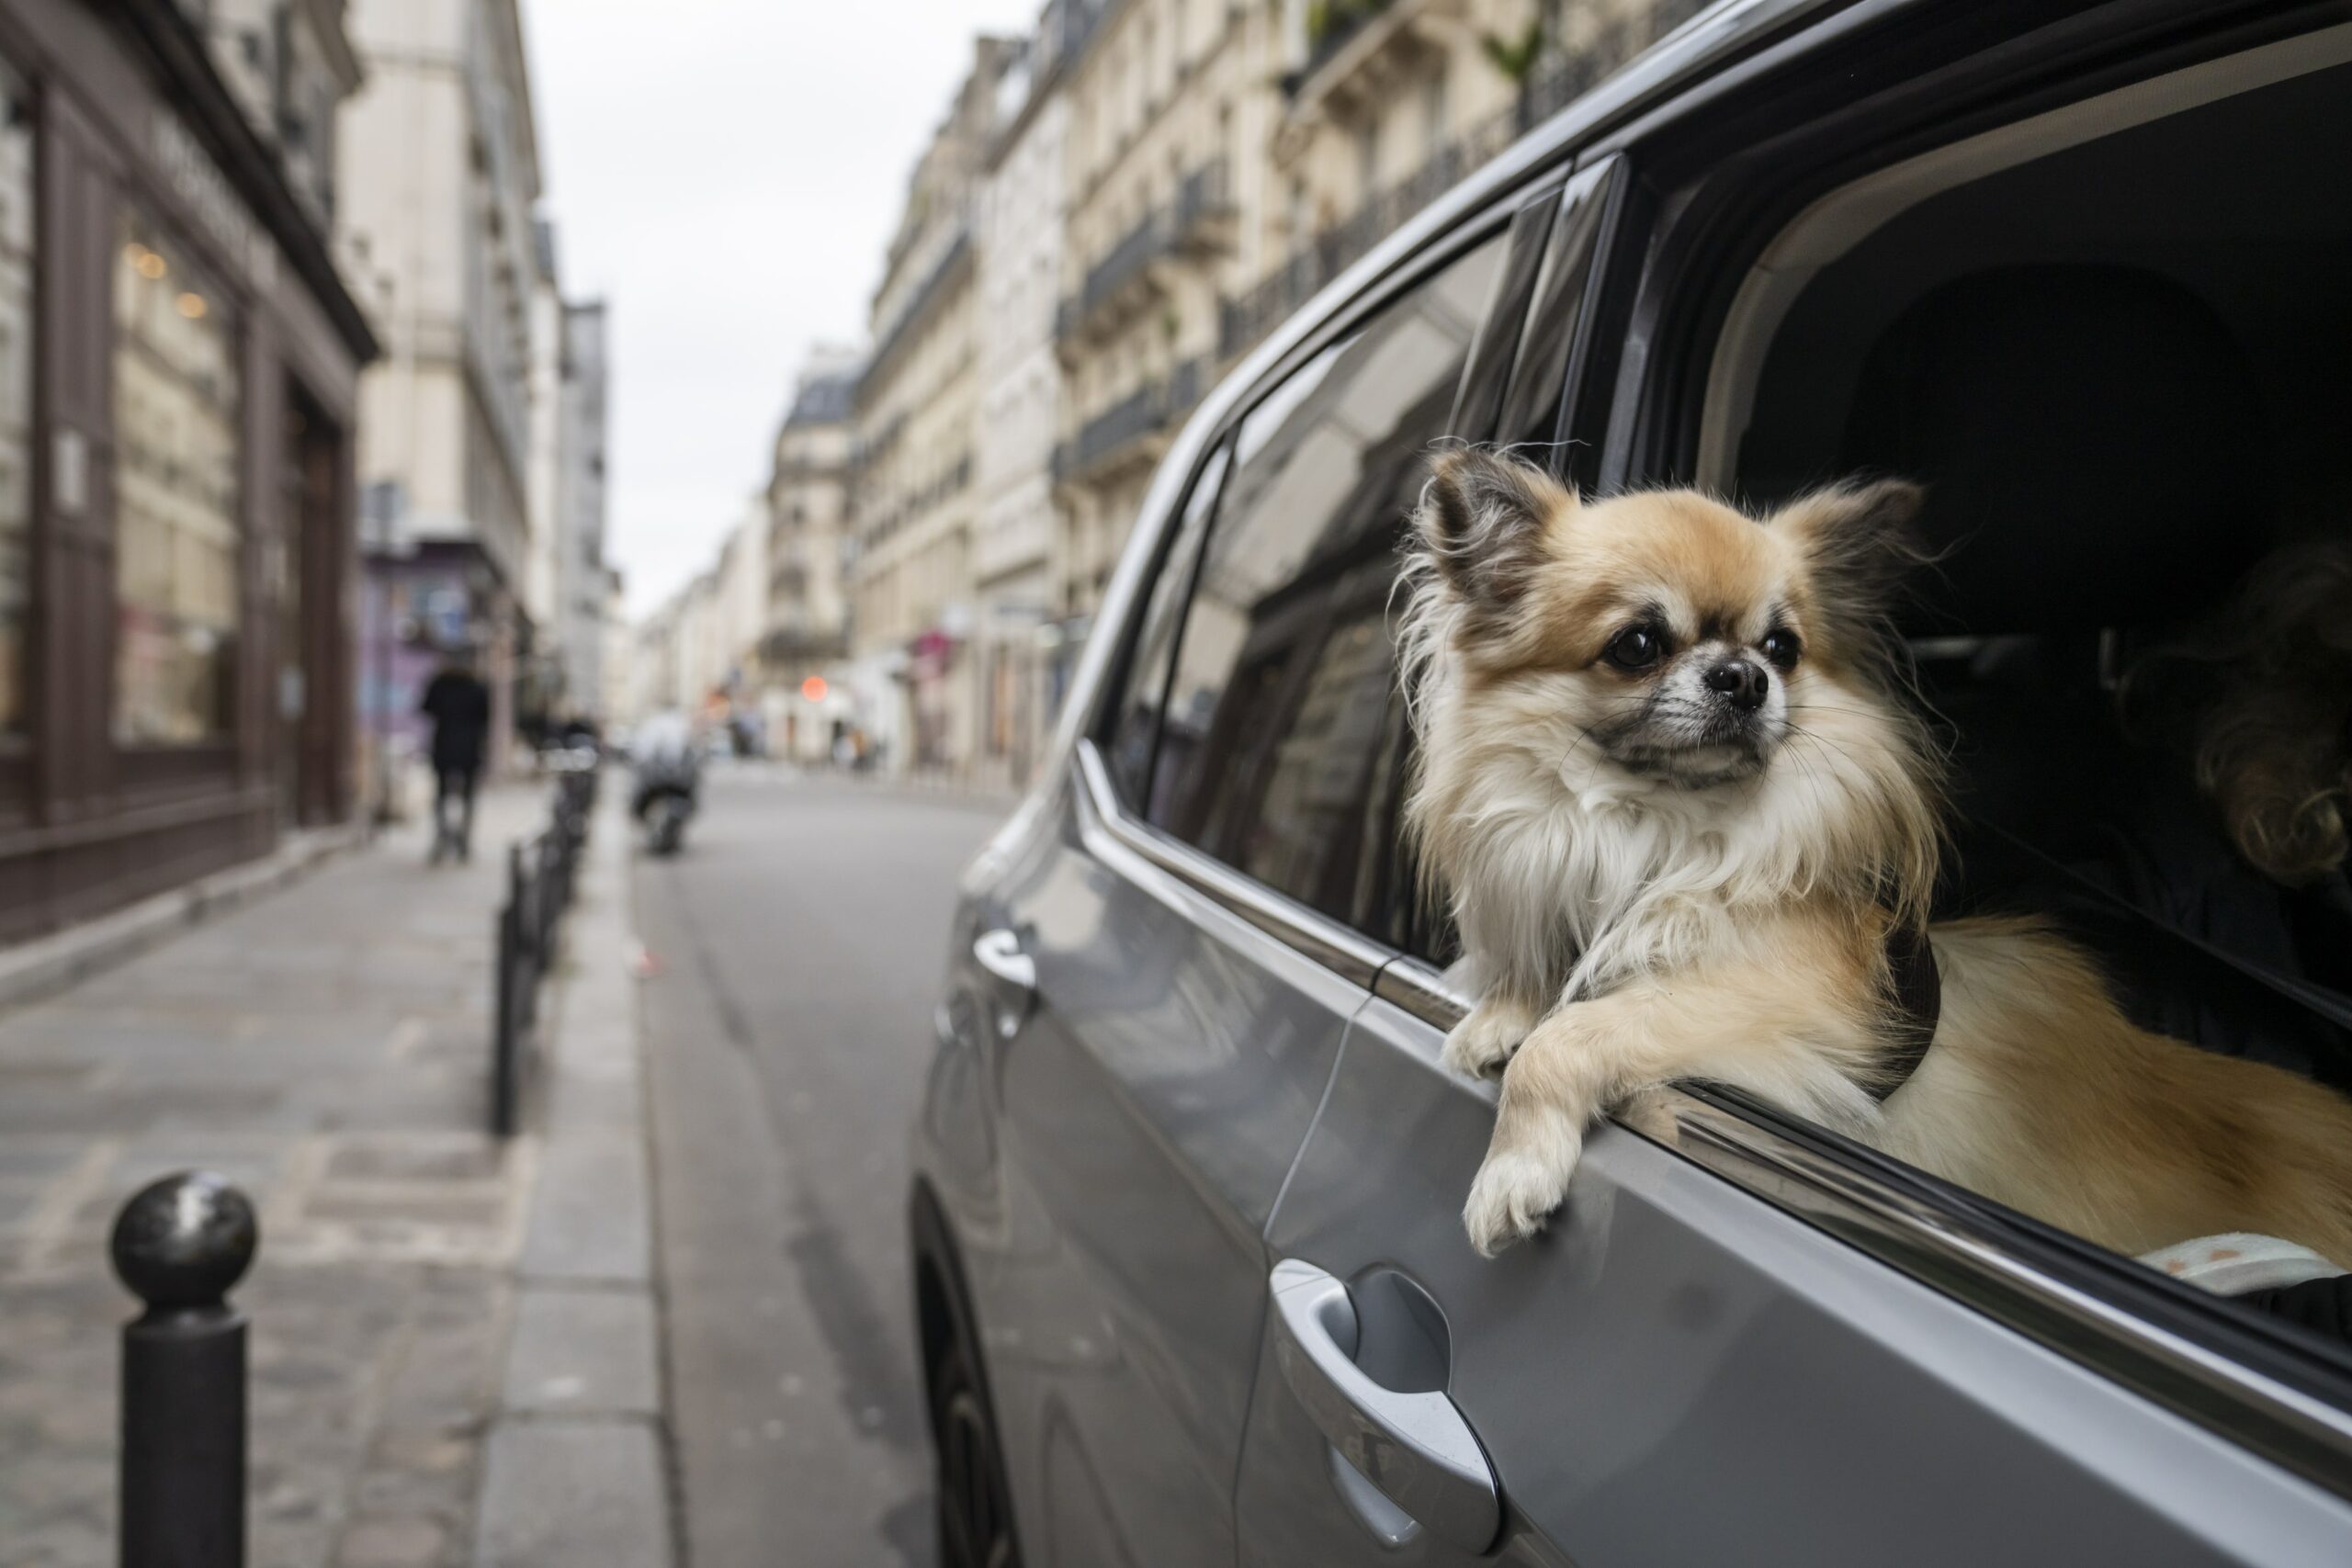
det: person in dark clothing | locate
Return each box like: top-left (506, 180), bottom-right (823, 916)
top-left (419, 652), bottom-right (492, 863)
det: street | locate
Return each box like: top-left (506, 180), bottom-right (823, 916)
top-left (630, 769), bottom-right (1001, 1568)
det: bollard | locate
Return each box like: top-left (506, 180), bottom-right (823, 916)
top-left (492, 844), bottom-right (526, 1137)
top-left (111, 1171), bottom-right (258, 1568)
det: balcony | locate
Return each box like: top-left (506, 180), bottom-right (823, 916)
top-left (1059, 359), bottom-right (1204, 486)
top-left (863, 231), bottom-right (973, 391)
top-left (1057, 163), bottom-right (1235, 348)
top-left (1287, 0), bottom-right (1410, 109)
top-left (1222, 11), bottom-right (1690, 364)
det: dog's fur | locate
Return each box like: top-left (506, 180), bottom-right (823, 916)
top-left (1402, 449), bottom-right (2352, 1259)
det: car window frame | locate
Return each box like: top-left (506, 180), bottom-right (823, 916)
top-left (1527, 0), bottom-right (2352, 1498)
top-left (1069, 196), bottom-right (1537, 993)
top-left (1094, 435), bottom-right (1235, 814)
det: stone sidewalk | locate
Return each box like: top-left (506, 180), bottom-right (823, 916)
top-left (0, 781), bottom-right (671, 1568)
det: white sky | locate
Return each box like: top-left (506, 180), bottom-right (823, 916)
top-left (526, 1), bottom-right (1038, 617)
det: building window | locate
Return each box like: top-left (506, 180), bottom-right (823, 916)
top-left (0, 65), bottom-right (29, 734)
top-left (113, 208), bottom-right (243, 744)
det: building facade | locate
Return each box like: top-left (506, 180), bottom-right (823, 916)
top-left (971, 26), bottom-right (1068, 789)
top-left (0, 0), bottom-right (377, 942)
top-left (1046, 0), bottom-right (1280, 680)
top-left (849, 36), bottom-right (1018, 775)
top-left (553, 299), bottom-right (607, 722)
top-left (597, 565), bottom-right (628, 728)
top-left (760, 353), bottom-right (854, 761)
top-left (336, 0), bottom-right (541, 782)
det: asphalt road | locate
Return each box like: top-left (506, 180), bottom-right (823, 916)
top-left (629, 768), bottom-right (1003, 1568)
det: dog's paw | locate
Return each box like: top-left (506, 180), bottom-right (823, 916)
top-left (1442, 999), bottom-right (1533, 1080)
top-left (1462, 1133), bottom-right (1582, 1258)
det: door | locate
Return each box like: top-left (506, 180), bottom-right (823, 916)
top-left (968, 225), bottom-right (1512, 1567)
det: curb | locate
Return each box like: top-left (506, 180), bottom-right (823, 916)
top-left (0, 822), bottom-right (368, 1014)
top-left (476, 795), bottom-right (677, 1568)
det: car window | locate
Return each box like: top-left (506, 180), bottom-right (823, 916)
top-left (1497, 157), bottom-right (1623, 463)
top-left (1151, 234), bottom-right (1507, 928)
top-left (1099, 440), bottom-right (1229, 812)
top-left (1663, 47), bottom-right (2352, 1338)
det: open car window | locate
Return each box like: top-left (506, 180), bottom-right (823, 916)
top-left (1684, 41), bottom-right (2352, 1340)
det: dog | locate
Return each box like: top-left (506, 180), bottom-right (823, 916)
top-left (1400, 448), bottom-right (2352, 1261)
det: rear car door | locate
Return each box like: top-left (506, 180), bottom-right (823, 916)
top-left (1233, 7), bottom-right (2352, 1560)
top-left (965, 224), bottom-right (1510, 1567)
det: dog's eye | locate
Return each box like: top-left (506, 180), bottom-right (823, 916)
top-left (1761, 628), bottom-right (1804, 670)
top-left (1604, 625), bottom-right (1665, 671)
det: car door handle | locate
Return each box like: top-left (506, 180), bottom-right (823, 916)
top-left (970, 928), bottom-right (1035, 1035)
top-left (1269, 1259), bottom-right (1499, 1554)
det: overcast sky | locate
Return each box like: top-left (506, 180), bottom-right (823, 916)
top-left (526, 1), bottom-right (1037, 617)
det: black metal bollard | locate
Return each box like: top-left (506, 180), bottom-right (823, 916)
top-left (492, 845), bottom-right (525, 1137)
top-left (111, 1171), bottom-right (258, 1568)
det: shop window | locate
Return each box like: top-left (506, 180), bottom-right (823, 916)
top-left (0, 66), bottom-right (29, 734)
top-left (112, 207), bottom-right (243, 745)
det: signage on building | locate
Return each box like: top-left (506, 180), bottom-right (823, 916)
top-left (149, 110), bottom-right (276, 286)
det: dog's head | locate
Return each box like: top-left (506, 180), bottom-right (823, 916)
top-left (1404, 449), bottom-right (1941, 920)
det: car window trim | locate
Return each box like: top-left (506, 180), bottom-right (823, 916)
top-left (1075, 738), bottom-right (1391, 991)
top-left (1135, 438), bottom-right (1235, 816)
top-left (1370, 956), bottom-right (2352, 1501)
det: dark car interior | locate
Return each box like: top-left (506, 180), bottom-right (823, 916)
top-left (1725, 58), bottom-right (2352, 1336)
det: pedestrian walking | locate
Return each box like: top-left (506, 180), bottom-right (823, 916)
top-left (419, 649), bottom-right (492, 863)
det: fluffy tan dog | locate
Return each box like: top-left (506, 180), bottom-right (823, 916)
top-left (1400, 448), bottom-right (2352, 1260)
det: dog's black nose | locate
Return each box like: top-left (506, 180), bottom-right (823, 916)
top-left (1704, 659), bottom-right (1770, 712)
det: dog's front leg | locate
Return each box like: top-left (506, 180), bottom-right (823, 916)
top-left (1463, 964), bottom-right (1880, 1256)
top-left (1441, 990), bottom-right (1542, 1079)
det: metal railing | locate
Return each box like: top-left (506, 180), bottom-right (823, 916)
top-left (862, 230), bottom-right (973, 390)
top-left (1067, 357), bottom-right (1204, 479)
top-left (1060, 161), bottom-right (1235, 344)
top-left (491, 756), bottom-right (597, 1137)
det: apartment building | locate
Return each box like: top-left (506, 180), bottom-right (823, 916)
top-left (1234, 0), bottom-right (1702, 351)
top-left (850, 36), bottom-right (1020, 773)
top-left (972, 21), bottom-right (1073, 788)
top-left (337, 0), bottom-right (543, 777)
top-left (554, 298), bottom-right (610, 722)
top-left (1048, 0), bottom-right (1282, 653)
top-left (761, 354), bottom-right (857, 761)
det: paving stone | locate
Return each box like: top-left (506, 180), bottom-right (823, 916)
top-left (474, 1422), bottom-right (672, 1568)
top-left (520, 1124), bottom-right (649, 1284)
top-left (502, 1286), bottom-right (660, 1416)
top-left (335, 1515), bottom-right (447, 1568)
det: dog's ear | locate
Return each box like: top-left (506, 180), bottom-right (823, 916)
top-left (1773, 479), bottom-right (1927, 623)
top-left (1418, 448), bottom-right (1573, 623)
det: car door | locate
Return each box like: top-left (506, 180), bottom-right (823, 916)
top-left (1232, 11), bottom-right (2352, 1562)
top-left (967, 220), bottom-right (1513, 1568)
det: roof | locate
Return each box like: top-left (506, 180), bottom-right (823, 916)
top-left (786, 369), bottom-right (858, 428)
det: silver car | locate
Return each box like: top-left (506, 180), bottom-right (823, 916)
top-left (910, 1), bottom-right (2352, 1562)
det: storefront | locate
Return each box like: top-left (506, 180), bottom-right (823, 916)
top-left (0, 0), bottom-right (374, 942)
